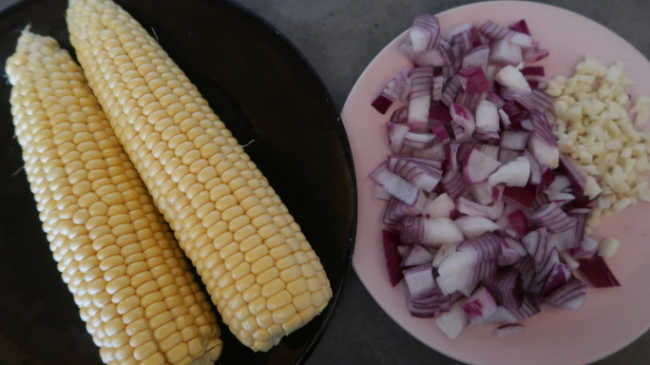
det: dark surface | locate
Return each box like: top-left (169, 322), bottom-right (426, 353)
top-left (0, 0), bottom-right (355, 364)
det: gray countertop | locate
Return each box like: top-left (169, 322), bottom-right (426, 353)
top-left (1, 0), bottom-right (649, 364)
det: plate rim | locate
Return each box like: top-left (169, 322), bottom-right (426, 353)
top-left (343, 1), bottom-right (650, 364)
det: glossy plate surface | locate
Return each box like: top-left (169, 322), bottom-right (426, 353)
top-left (0, 0), bottom-right (356, 363)
top-left (344, 2), bottom-right (650, 364)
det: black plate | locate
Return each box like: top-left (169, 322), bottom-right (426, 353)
top-left (0, 0), bottom-right (356, 364)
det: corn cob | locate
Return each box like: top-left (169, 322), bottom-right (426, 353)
top-left (67, 0), bottom-right (332, 351)
top-left (5, 30), bottom-right (222, 364)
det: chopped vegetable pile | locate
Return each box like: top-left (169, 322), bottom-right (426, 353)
top-left (371, 14), bottom-right (623, 339)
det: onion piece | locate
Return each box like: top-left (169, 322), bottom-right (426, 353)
top-left (508, 19), bottom-right (531, 35)
top-left (495, 65), bottom-right (531, 92)
top-left (403, 263), bottom-right (436, 298)
top-left (501, 131), bottom-right (530, 150)
top-left (409, 14), bottom-right (441, 53)
top-left (462, 287), bottom-right (498, 324)
top-left (372, 67), bottom-right (411, 114)
top-left (488, 156), bottom-right (531, 187)
top-left (504, 185), bottom-right (536, 207)
top-left (482, 306), bottom-right (519, 325)
top-left (544, 278), bottom-right (588, 310)
top-left (442, 74), bottom-right (463, 106)
top-left (543, 262), bottom-right (571, 295)
top-left (462, 44), bottom-right (490, 69)
top-left (506, 210), bottom-right (529, 237)
top-left (560, 154), bottom-right (588, 197)
top-left (442, 169), bottom-right (467, 199)
top-left (457, 197), bottom-right (504, 220)
top-left (458, 66), bottom-right (491, 93)
top-left (463, 148), bottom-right (502, 184)
top-left (400, 217), bottom-right (464, 247)
top-left (423, 193), bottom-right (456, 219)
top-left (386, 122), bottom-right (410, 153)
top-left (402, 244), bottom-right (435, 267)
top-left (529, 134), bottom-right (560, 169)
top-left (531, 203), bottom-right (577, 233)
top-left (577, 255), bottom-right (621, 288)
top-left (476, 99), bottom-right (500, 136)
top-left (370, 162), bottom-right (420, 205)
top-left (490, 39), bottom-right (522, 66)
top-left (470, 181), bottom-right (495, 205)
top-left (450, 103), bottom-right (476, 139)
top-left (479, 20), bottom-right (510, 40)
top-left (435, 302), bottom-right (468, 339)
top-left (522, 228), bottom-right (560, 293)
top-left (382, 195), bottom-right (426, 226)
top-left (386, 156), bottom-right (442, 192)
top-left (438, 233), bottom-right (503, 295)
top-left (484, 268), bottom-right (521, 311)
top-left (455, 216), bottom-right (500, 238)
top-left (499, 237), bottom-right (527, 266)
top-left (408, 67), bottom-right (434, 131)
top-left (501, 88), bottom-right (552, 113)
top-left (521, 66), bottom-right (546, 89)
top-left (524, 150), bottom-right (543, 184)
top-left (383, 230), bottom-right (404, 286)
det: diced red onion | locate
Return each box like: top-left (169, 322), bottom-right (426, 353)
top-left (506, 210), bottom-right (529, 237)
top-left (400, 216), bottom-right (464, 247)
top-left (479, 21), bottom-right (511, 40)
top-left (530, 111), bottom-right (557, 146)
top-left (543, 262), bottom-right (571, 294)
top-left (501, 131), bottom-right (530, 150)
top-left (372, 67), bottom-right (411, 114)
top-left (560, 154), bottom-right (589, 197)
top-left (488, 156), bottom-right (531, 187)
top-left (482, 306), bottom-right (518, 325)
top-left (457, 197), bottom-right (504, 220)
top-left (544, 278), bottom-right (588, 310)
top-left (501, 88), bottom-right (552, 113)
top-left (529, 134), bottom-right (560, 169)
top-left (522, 228), bottom-right (560, 293)
top-left (524, 150), bottom-right (542, 184)
top-left (386, 122), bottom-right (409, 153)
top-left (442, 169), bottom-right (467, 199)
top-left (577, 255), bottom-right (621, 288)
top-left (462, 45), bottom-right (490, 69)
top-left (435, 302), bottom-right (468, 339)
top-left (455, 216), bottom-right (500, 238)
top-left (463, 148), bottom-right (502, 184)
top-left (438, 233), bottom-right (503, 295)
top-left (496, 65), bottom-right (531, 92)
top-left (521, 66), bottom-right (546, 89)
top-left (370, 162), bottom-right (420, 205)
top-left (522, 41), bottom-right (549, 63)
top-left (373, 184), bottom-right (392, 200)
top-left (504, 185), bottom-right (536, 207)
top-left (403, 263), bottom-right (436, 298)
top-left (462, 287), bottom-right (498, 324)
top-left (409, 14), bottom-right (441, 53)
top-left (383, 195), bottom-right (426, 226)
top-left (442, 74), bottom-right (463, 106)
top-left (458, 66), bottom-right (491, 93)
top-left (489, 39), bottom-right (522, 66)
top-left (402, 244), bottom-right (435, 267)
top-left (423, 193), bottom-right (456, 219)
top-left (383, 230), bottom-right (404, 286)
top-left (509, 19), bottom-right (531, 35)
top-left (531, 203), bottom-right (577, 233)
top-left (484, 269), bottom-right (522, 311)
top-left (450, 103), bottom-right (477, 140)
